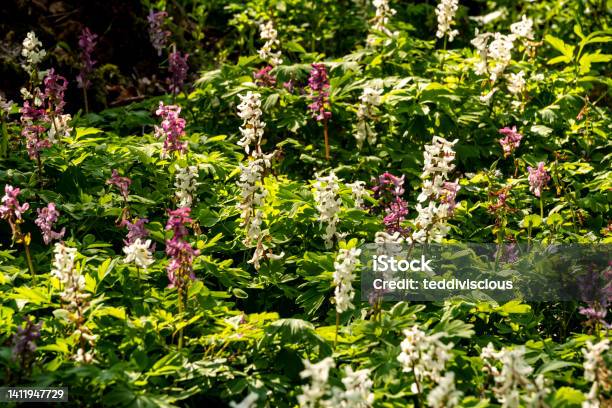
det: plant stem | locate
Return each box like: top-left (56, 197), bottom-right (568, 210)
top-left (23, 242), bottom-right (35, 281)
top-left (539, 195), bottom-right (544, 219)
top-left (323, 119), bottom-right (330, 160)
top-left (177, 284), bottom-right (184, 350)
top-left (334, 311), bottom-right (339, 348)
top-left (83, 88), bottom-right (89, 114)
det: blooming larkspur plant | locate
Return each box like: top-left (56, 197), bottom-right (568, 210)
top-left (123, 238), bottom-right (154, 270)
top-left (237, 91), bottom-right (265, 155)
top-left (313, 172), bottom-right (343, 248)
top-left (21, 31), bottom-right (46, 75)
top-left (498, 126), bottom-right (523, 158)
top-left (174, 164), bottom-right (199, 207)
top-left (435, 0), bottom-right (460, 42)
top-left (11, 316), bottom-right (42, 371)
top-left (148, 10), bottom-right (171, 56)
top-left (107, 169), bottom-right (132, 202)
top-left (368, 0), bottom-right (397, 45)
top-left (333, 247), bottom-right (361, 313)
top-left (0, 184), bottom-right (30, 241)
top-left (527, 162), bottom-right (550, 197)
top-left (354, 86), bottom-right (382, 148)
top-left (168, 50), bottom-right (189, 95)
top-left (308, 63), bottom-right (332, 122)
top-left (76, 27), bottom-right (98, 89)
top-left (258, 20), bottom-right (283, 66)
top-left (35, 202), bottom-right (65, 245)
top-left (165, 207), bottom-right (199, 288)
top-left (155, 102), bottom-right (187, 156)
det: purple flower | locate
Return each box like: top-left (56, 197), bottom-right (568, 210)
top-left (441, 180), bottom-right (460, 213)
top-left (76, 27), bottom-right (98, 89)
top-left (372, 172), bottom-right (405, 203)
top-left (383, 198), bottom-right (409, 234)
top-left (165, 207), bottom-right (199, 288)
top-left (168, 51), bottom-right (189, 95)
top-left (106, 169), bottom-right (132, 201)
top-left (527, 162), bottom-right (550, 197)
top-left (12, 316), bottom-right (42, 369)
top-left (372, 172), bottom-right (410, 236)
top-left (0, 185), bottom-right (30, 222)
top-left (498, 126), bottom-right (523, 158)
top-left (307, 63), bottom-right (331, 121)
top-left (43, 69), bottom-right (68, 114)
top-left (35, 203), bottom-right (65, 245)
top-left (154, 102), bottom-right (187, 156)
top-left (283, 79), bottom-right (295, 93)
top-left (147, 10), bottom-right (170, 56)
top-left (20, 101), bottom-right (50, 160)
top-left (253, 65), bottom-right (276, 87)
top-left (123, 218), bottom-right (150, 244)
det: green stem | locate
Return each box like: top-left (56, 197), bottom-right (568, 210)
top-left (539, 195), bottom-right (544, 219)
top-left (24, 242), bottom-right (35, 281)
top-left (178, 286), bottom-right (184, 350)
top-left (83, 87), bottom-right (89, 114)
top-left (334, 311), bottom-right (339, 349)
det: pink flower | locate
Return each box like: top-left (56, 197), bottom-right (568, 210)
top-left (44, 69), bottom-right (68, 114)
top-left (527, 162), bottom-right (550, 197)
top-left (165, 207), bottom-right (199, 288)
top-left (154, 102), bottom-right (187, 156)
top-left (106, 169), bottom-right (132, 201)
top-left (253, 65), bottom-right (276, 87)
top-left (0, 185), bottom-right (29, 221)
top-left (76, 27), bottom-right (98, 89)
top-left (307, 63), bottom-right (331, 121)
top-left (35, 203), bottom-right (65, 245)
top-left (498, 126), bottom-right (523, 158)
top-left (20, 101), bottom-right (50, 160)
top-left (441, 180), bottom-right (460, 212)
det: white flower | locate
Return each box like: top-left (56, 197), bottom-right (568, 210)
top-left (471, 30), bottom-right (515, 82)
top-left (48, 114), bottom-right (73, 143)
top-left (237, 92), bottom-right (265, 154)
top-left (258, 20), bottom-right (283, 66)
top-left (397, 325), bottom-right (453, 392)
top-left (510, 15), bottom-right (534, 40)
top-left (355, 87), bottom-right (383, 148)
top-left (0, 95), bottom-right (14, 115)
top-left (581, 339), bottom-right (610, 408)
top-left (313, 172), bottom-right (342, 248)
top-left (21, 31), bottom-right (46, 72)
top-left (427, 371), bottom-right (462, 408)
top-left (435, 0), bottom-right (460, 42)
top-left (367, 0), bottom-right (397, 45)
top-left (123, 238), bottom-right (154, 270)
top-left (298, 357), bottom-right (335, 407)
top-left (174, 164), bottom-right (199, 207)
top-left (229, 392), bottom-right (258, 408)
top-left (479, 87), bottom-right (498, 104)
top-left (328, 366), bottom-right (375, 408)
top-left (507, 70), bottom-right (526, 95)
top-left (347, 180), bottom-right (368, 208)
top-left (333, 247), bottom-right (361, 313)
top-left (481, 344), bottom-right (538, 408)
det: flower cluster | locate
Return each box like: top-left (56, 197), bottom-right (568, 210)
top-left (35, 203), bottom-right (65, 245)
top-left (168, 51), bottom-right (189, 95)
top-left (308, 64), bottom-right (332, 122)
top-left (412, 136), bottom-right (459, 243)
top-left (123, 238), bottom-right (154, 270)
top-left (498, 126), bottom-right (523, 158)
top-left (298, 357), bottom-right (335, 407)
top-left (51, 242), bottom-right (96, 363)
top-left (76, 27), bottom-right (98, 89)
top-left (582, 339), bottom-right (610, 408)
top-left (372, 172), bottom-right (410, 236)
top-left (148, 10), bottom-right (171, 56)
top-left (253, 65), bottom-right (276, 87)
top-left (237, 91), bottom-right (265, 155)
top-left (578, 262), bottom-right (611, 328)
top-left (258, 20), bottom-right (283, 66)
top-left (11, 317), bottom-right (42, 371)
top-left (0, 95), bottom-right (14, 116)
top-left (510, 15), bottom-right (535, 41)
top-left (333, 247), bottom-right (361, 313)
top-left (20, 101), bottom-right (50, 160)
top-left (397, 325), bottom-right (453, 393)
top-left (44, 69), bottom-right (68, 114)
top-left (368, 0), bottom-right (397, 45)
top-left (507, 70), bottom-right (526, 96)
top-left (106, 169), bottom-right (132, 202)
top-left (481, 344), bottom-right (548, 408)
top-left (154, 102), bottom-right (187, 156)
top-left (174, 164), bottom-right (199, 207)
top-left (0, 184), bottom-right (30, 241)
top-left (123, 218), bottom-right (150, 245)
top-left (354, 86), bottom-right (382, 148)
top-left (435, 0), bottom-right (459, 42)
top-left (328, 366), bottom-right (375, 408)
top-left (21, 31), bottom-right (46, 74)
top-left (527, 162), bottom-right (550, 198)
top-left (427, 372), bottom-right (462, 408)
top-left (165, 207), bottom-right (199, 288)
top-left (347, 180), bottom-right (368, 209)
top-left (313, 172), bottom-right (342, 248)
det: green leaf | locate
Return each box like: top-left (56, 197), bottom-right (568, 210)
top-left (545, 35), bottom-right (575, 60)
